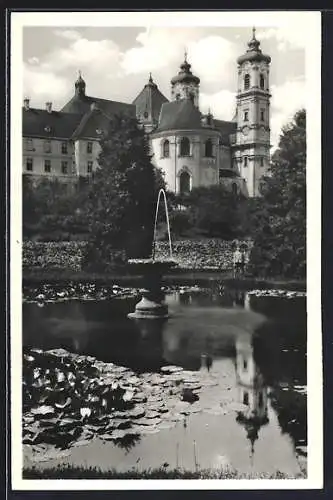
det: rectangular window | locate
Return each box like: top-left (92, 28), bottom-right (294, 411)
top-left (61, 161), bottom-right (68, 174)
top-left (44, 140), bottom-right (52, 153)
top-left (244, 157), bottom-right (248, 167)
top-left (260, 158), bottom-right (264, 167)
top-left (26, 158), bottom-right (33, 171)
top-left (87, 142), bottom-right (93, 154)
top-left (87, 161), bottom-right (93, 173)
top-left (260, 109), bottom-right (265, 121)
top-left (44, 159), bottom-right (51, 173)
top-left (26, 138), bottom-right (33, 151)
top-left (61, 142), bottom-right (68, 154)
top-left (244, 110), bottom-right (249, 122)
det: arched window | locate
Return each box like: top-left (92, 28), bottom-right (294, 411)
top-left (162, 139), bottom-right (170, 158)
top-left (244, 74), bottom-right (250, 90)
top-left (180, 137), bottom-right (190, 157)
top-left (232, 183), bottom-right (238, 196)
top-left (179, 171), bottom-right (191, 194)
top-left (260, 74), bottom-right (265, 89)
top-left (204, 138), bottom-right (213, 157)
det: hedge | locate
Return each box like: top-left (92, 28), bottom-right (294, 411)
top-left (23, 239), bottom-right (252, 272)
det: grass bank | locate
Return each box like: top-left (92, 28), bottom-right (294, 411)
top-left (23, 464), bottom-right (306, 480)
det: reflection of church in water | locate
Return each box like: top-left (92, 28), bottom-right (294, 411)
top-left (235, 329), bottom-right (269, 461)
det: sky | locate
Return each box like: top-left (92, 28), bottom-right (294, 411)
top-left (22, 25), bottom-right (306, 149)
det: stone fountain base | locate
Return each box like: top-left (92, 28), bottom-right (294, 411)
top-left (127, 258), bottom-right (176, 320)
top-left (128, 289), bottom-right (169, 319)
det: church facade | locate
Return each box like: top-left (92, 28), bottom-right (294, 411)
top-left (22, 30), bottom-right (271, 198)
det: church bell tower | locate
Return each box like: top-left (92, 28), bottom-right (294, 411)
top-left (234, 28), bottom-right (271, 197)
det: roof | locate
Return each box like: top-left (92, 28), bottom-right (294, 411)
top-left (214, 119), bottom-right (237, 144)
top-left (71, 107), bottom-right (130, 140)
top-left (22, 108), bottom-right (83, 139)
top-left (132, 76), bottom-right (169, 124)
top-left (60, 94), bottom-right (135, 117)
top-left (237, 32), bottom-right (271, 65)
top-left (171, 58), bottom-right (200, 86)
top-left (219, 169), bottom-right (240, 178)
top-left (155, 99), bottom-right (204, 132)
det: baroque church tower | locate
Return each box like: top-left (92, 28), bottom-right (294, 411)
top-left (234, 28), bottom-right (271, 197)
top-left (170, 52), bottom-right (200, 108)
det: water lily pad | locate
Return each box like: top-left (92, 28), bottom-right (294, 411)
top-left (72, 439), bottom-right (92, 447)
top-left (31, 405), bottom-right (55, 416)
top-left (99, 433), bottom-right (114, 441)
top-left (139, 427), bottom-right (160, 435)
top-left (128, 407), bottom-right (145, 419)
top-left (136, 417), bottom-right (161, 426)
top-left (55, 397), bottom-right (71, 409)
top-left (145, 410), bottom-right (161, 419)
top-left (111, 429), bottom-right (128, 439)
top-left (160, 366), bottom-right (184, 374)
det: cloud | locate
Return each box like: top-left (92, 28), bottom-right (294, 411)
top-left (27, 56), bottom-right (39, 65)
top-left (23, 64), bottom-right (70, 108)
top-left (121, 28), bottom-right (187, 74)
top-left (270, 78), bottom-right (306, 148)
top-left (257, 26), bottom-right (307, 51)
top-left (41, 37), bottom-right (121, 73)
top-left (187, 36), bottom-right (236, 85)
top-left (53, 29), bottom-right (81, 41)
top-left (200, 89), bottom-right (236, 120)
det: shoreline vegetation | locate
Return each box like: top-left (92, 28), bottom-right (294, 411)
top-left (23, 270), bottom-right (306, 292)
top-left (23, 464), bottom-right (306, 480)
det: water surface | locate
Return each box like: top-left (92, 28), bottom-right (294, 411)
top-left (23, 288), bottom-right (307, 476)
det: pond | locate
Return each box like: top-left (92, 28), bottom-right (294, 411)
top-left (22, 286), bottom-right (307, 477)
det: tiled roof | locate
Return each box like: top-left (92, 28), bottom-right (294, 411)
top-left (219, 168), bottom-right (240, 178)
top-left (132, 78), bottom-right (169, 124)
top-left (22, 108), bottom-right (83, 139)
top-left (214, 119), bottom-right (237, 144)
top-left (71, 108), bottom-right (116, 140)
top-left (154, 99), bottom-right (204, 132)
top-left (60, 94), bottom-right (135, 117)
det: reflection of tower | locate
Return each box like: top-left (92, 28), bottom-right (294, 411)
top-left (235, 331), bottom-right (269, 464)
top-left (244, 292), bottom-right (251, 311)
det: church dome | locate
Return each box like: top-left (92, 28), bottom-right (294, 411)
top-left (171, 54), bottom-right (200, 86)
top-left (237, 28), bottom-right (271, 65)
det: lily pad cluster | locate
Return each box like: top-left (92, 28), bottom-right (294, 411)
top-left (23, 283), bottom-right (138, 304)
top-left (247, 289), bottom-right (306, 299)
top-left (22, 348), bottom-right (210, 454)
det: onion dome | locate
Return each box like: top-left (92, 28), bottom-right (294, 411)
top-left (237, 28), bottom-right (271, 65)
top-left (146, 72), bottom-right (158, 90)
top-left (75, 70), bottom-right (86, 96)
top-left (171, 52), bottom-right (200, 86)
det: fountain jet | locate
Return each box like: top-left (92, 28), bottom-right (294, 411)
top-left (127, 189), bottom-right (177, 319)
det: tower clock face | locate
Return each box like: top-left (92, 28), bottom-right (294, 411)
top-left (242, 126), bottom-right (249, 136)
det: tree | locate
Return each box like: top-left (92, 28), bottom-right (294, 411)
top-left (249, 109), bottom-right (306, 278)
top-left (179, 184), bottom-right (248, 239)
top-left (82, 114), bottom-right (161, 269)
top-left (22, 176), bottom-right (90, 240)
